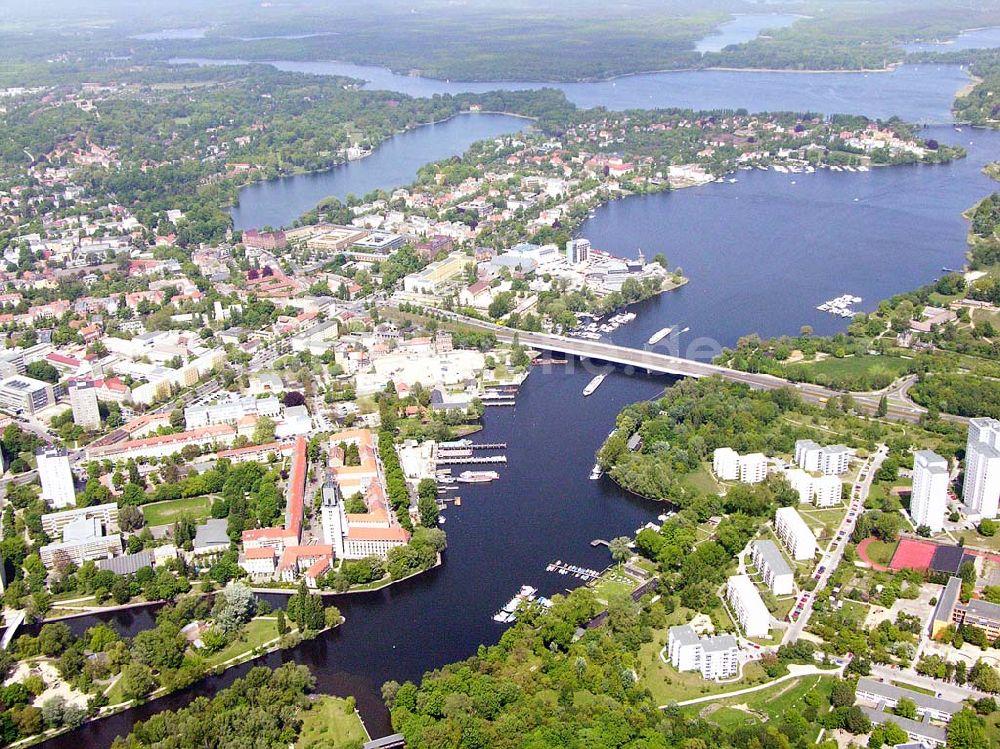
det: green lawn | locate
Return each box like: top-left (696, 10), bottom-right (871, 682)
top-left (891, 680), bottom-right (936, 696)
top-left (862, 539), bottom-right (898, 566)
top-left (297, 696), bottom-right (368, 749)
top-left (682, 463), bottom-right (723, 495)
top-left (637, 630), bottom-right (769, 705)
top-left (704, 706), bottom-right (760, 730)
top-left (591, 569), bottom-right (638, 603)
top-left (691, 675), bottom-right (834, 733)
top-left (792, 354), bottom-right (912, 386)
top-left (797, 507), bottom-right (848, 539)
top-left (202, 617), bottom-right (279, 668)
top-left (142, 495), bottom-right (214, 526)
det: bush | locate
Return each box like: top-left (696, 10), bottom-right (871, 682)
top-left (980, 519), bottom-right (997, 537)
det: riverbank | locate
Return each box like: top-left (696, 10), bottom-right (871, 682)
top-left (13, 614), bottom-right (345, 749)
top-left (250, 553), bottom-right (443, 596)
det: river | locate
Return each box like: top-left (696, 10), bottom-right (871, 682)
top-left (40, 56), bottom-right (1000, 749)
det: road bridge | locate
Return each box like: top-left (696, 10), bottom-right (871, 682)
top-left (411, 307), bottom-right (956, 425)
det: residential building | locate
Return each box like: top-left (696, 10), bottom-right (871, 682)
top-left (738, 453), bottom-right (768, 484)
top-left (239, 547), bottom-right (277, 577)
top-left (750, 540), bottom-right (794, 595)
top-left (911, 450), bottom-right (949, 532)
top-left (240, 435), bottom-right (309, 555)
top-left (726, 574), bottom-right (771, 638)
top-left (855, 678), bottom-right (962, 723)
top-left (817, 445), bottom-right (851, 475)
top-left (37, 447), bottom-right (76, 508)
top-left (774, 506), bottom-right (815, 561)
top-left (794, 440), bottom-right (850, 475)
top-left (963, 417), bottom-right (1000, 519)
top-left (811, 475), bottom-right (843, 507)
top-left (713, 447), bottom-right (740, 480)
top-left (0, 375), bottom-right (56, 415)
top-left (68, 379), bottom-right (101, 430)
top-left (667, 624), bottom-right (739, 680)
top-left (321, 428), bottom-right (411, 559)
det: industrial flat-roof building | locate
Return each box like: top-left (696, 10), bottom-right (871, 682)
top-left (855, 678), bottom-right (963, 723)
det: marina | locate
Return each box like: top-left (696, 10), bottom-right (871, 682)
top-left (546, 561), bottom-right (601, 581)
top-left (816, 293), bottom-right (862, 318)
top-left (492, 585), bottom-right (543, 624)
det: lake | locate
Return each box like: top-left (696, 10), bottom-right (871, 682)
top-left (172, 58), bottom-right (971, 124)
top-left (229, 113), bottom-right (528, 230)
top-left (903, 25), bottom-right (1000, 53)
top-left (695, 13), bottom-right (805, 54)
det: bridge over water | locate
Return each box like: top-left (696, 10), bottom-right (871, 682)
top-left (409, 307), bottom-right (944, 424)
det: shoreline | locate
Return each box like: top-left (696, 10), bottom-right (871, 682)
top-left (13, 616), bottom-right (346, 749)
top-left (180, 55), bottom-right (911, 86)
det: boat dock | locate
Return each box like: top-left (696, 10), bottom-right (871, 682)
top-left (437, 455), bottom-right (508, 465)
top-left (546, 561), bottom-right (601, 581)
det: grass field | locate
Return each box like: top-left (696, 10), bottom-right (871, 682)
top-left (797, 506), bottom-right (847, 539)
top-left (142, 495), bottom-right (214, 526)
top-left (591, 568), bottom-right (638, 603)
top-left (691, 674), bottom-right (835, 737)
top-left (202, 617), bottom-right (279, 668)
top-left (862, 539), bottom-right (898, 566)
top-left (297, 696), bottom-right (368, 749)
top-left (682, 464), bottom-right (723, 495)
top-left (637, 630), bottom-right (769, 705)
top-left (792, 354), bottom-right (912, 384)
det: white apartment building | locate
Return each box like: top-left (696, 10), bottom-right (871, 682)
top-left (69, 380), bottom-right (101, 431)
top-left (783, 469), bottom-right (841, 507)
top-left (812, 475), bottom-right (843, 507)
top-left (750, 540), bottom-right (794, 595)
top-left (775, 506), bottom-right (816, 561)
top-left (667, 624), bottom-right (739, 680)
top-left (963, 417), bottom-right (1000, 519)
top-left (794, 440), bottom-right (850, 475)
top-left (727, 574), bottom-right (771, 638)
top-left (912, 450), bottom-right (949, 532)
top-left (713, 448), bottom-right (740, 481)
top-left (739, 453), bottom-right (768, 484)
top-left (37, 447), bottom-right (76, 508)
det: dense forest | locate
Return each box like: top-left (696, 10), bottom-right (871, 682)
top-left (110, 663), bottom-right (315, 749)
